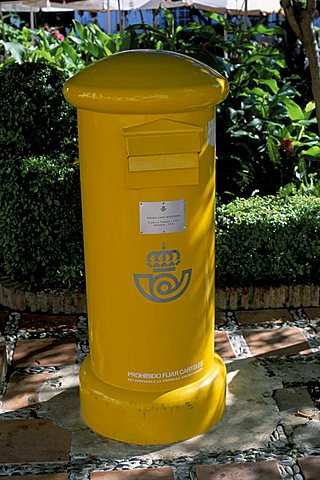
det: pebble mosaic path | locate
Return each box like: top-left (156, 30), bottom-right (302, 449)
top-left (0, 306), bottom-right (319, 479)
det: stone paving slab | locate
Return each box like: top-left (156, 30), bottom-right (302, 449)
top-left (235, 309), bottom-right (293, 325)
top-left (19, 313), bottom-right (78, 333)
top-left (304, 307), bottom-right (320, 320)
top-left (0, 306), bottom-right (319, 479)
top-left (91, 468), bottom-right (175, 479)
top-left (0, 475), bottom-right (68, 480)
top-left (242, 327), bottom-right (312, 356)
top-left (298, 456), bottom-right (320, 480)
top-left (35, 358), bottom-right (280, 460)
top-left (273, 386), bottom-right (320, 438)
top-left (214, 331), bottom-right (235, 359)
top-left (194, 460), bottom-right (281, 479)
top-left (13, 338), bottom-right (77, 367)
top-left (260, 358), bottom-right (320, 384)
top-left (291, 421), bottom-right (320, 450)
top-left (0, 419), bottom-right (70, 463)
top-left (274, 386), bottom-right (315, 412)
top-left (4, 371), bottom-right (55, 411)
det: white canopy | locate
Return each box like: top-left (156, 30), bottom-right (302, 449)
top-left (0, 0), bottom-right (282, 12)
top-left (215, 0), bottom-right (282, 14)
top-left (0, 0), bottom-right (282, 35)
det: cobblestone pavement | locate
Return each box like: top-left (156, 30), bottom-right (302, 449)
top-left (0, 306), bottom-right (319, 479)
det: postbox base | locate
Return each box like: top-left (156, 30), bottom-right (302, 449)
top-left (79, 353), bottom-right (226, 445)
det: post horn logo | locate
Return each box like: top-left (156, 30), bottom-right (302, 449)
top-left (133, 244), bottom-right (192, 303)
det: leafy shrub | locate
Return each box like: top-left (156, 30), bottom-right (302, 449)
top-left (0, 18), bottom-right (134, 75)
top-left (0, 153), bottom-right (84, 291)
top-left (2, 14), bottom-right (319, 199)
top-left (205, 15), bottom-right (319, 200)
top-left (1, 164), bottom-right (319, 291)
top-left (216, 195), bottom-right (320, 287)
top-left (126, 11), bottom-right (320, 199)
top-left (0, 62), bottom-right (77, 158)
top-left (0, 61), bottom-right (82, 290)
top-left (1, 17), bottom-right (319, 291)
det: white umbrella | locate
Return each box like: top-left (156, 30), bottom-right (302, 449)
top-left (190, 0), bottom-right (282, 14)
top-left (0, 2), bottom-right (40, 10)
top-left (190, 0), bottom-right (282, 33)
top-left (0, 0), bottom-right (282, 34)
top-left (0, 0), bottom-right (228, 10)
top-left (0, 0), bottom-right (283, 13)
top-left (49, 0), bottom-right (229, 10)
top-left (188, 0), bottom-right (282, 31)
top-left (0, 0), bottom-right (228, 33)
top-left (225, 0), bottom-right (282, 14)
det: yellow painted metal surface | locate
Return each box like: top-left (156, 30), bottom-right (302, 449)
top-left (64, 50), bottom-right (229, 445)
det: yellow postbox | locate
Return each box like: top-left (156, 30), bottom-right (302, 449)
top-left (63, 50), bottom-right (229, 445)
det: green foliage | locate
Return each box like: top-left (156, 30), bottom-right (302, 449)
top-left (1, 13), bottom-right (320, 290)
top-left (126, 9), bottom-right (187, 52)
top-left (0, 18), bottom-right (135, 74)
top-left (0, 154), bottom-right (84, 291)
top-left (58, 20), bottom-right (134, 70)
top-left (125, 10), bottom-right (320, 199)
top-left (0, 62), bottom-right (77, 158)
top-left (1, 156), bottom-right (318, 289)
top-left (206, 14), bottom-right (320, 200)
top-left (0, 16), bottom-right (33, 63)
top-left (216, 195), bottom-right (320, 286)
top-left (0, 62), bottom-right (82, 290)
top-left (126, 9), bottom-right (226, 71)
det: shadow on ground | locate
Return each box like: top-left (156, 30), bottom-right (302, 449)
top-left (36, 358), bottom-right (281, 460)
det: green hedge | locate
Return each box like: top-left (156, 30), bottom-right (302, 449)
top-left (0, 61), bottom-right (319, 291)
top-left (0, 62), bottom-right (77, 158)
top-left (0, 154), bottom-right (84, 291)
top-left (0, 166), bottom-right (319, 291)
top-left (216, 195), bottom-right (320, 287)
top-left (0, 62), bottom-right (82, 291)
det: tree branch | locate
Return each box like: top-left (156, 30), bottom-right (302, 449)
top-left (281, 0), bottom-right (303, 41)
top-left (300, 7), bottom-right (320, 134)
top-left (306, 0), bottom-right (316, 12)
top-left (282, 0), bottom-right (320, 134)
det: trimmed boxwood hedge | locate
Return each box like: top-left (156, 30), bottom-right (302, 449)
top-left (0, 62), bottom-right (82, 291)
top-left (216, 195), bottom-right (320, 287)
top-left (0, 62), bottom-right (77, 158)
top-left (0, 154), bottom-right (84, 291)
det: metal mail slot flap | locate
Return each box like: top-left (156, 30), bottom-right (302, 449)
top-left (123, 119), bottom-right (202, 189)
top-left (126, 133), bottom-right (201, 156)
top-left (128, 153), bottom-right (198, 172)
top-left (123, 119), bottom-right (203, 157)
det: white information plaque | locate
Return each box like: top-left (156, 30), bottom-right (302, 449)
top-left (139, 200), bottom-right (186, 234)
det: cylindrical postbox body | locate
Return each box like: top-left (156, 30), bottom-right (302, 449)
top-left (64, 50), bottom-right (229, 445)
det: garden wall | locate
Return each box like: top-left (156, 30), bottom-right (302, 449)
top-left (0, 273), bottom-right (319, 313)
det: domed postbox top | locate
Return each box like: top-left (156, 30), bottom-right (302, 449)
top-left (63, 50), bottom-right (229, 114)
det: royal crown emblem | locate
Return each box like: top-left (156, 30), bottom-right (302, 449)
top-left (134, 244), bottom-right (192, 303)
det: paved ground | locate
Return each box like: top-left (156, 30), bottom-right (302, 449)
top-left (0, 306), bottom-right (319, 479)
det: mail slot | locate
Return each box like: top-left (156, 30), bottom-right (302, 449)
top-left (128, 153), bottom-right (198, 172)
top-left (63, 50), bottom-right (229, 445)
top-left (124, 119), bottom-right (202, 188)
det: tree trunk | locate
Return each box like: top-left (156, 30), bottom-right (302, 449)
top-left (281, 0), bottom-right (320, 135)
top-left (300, 10), bottom-right (320, 134)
